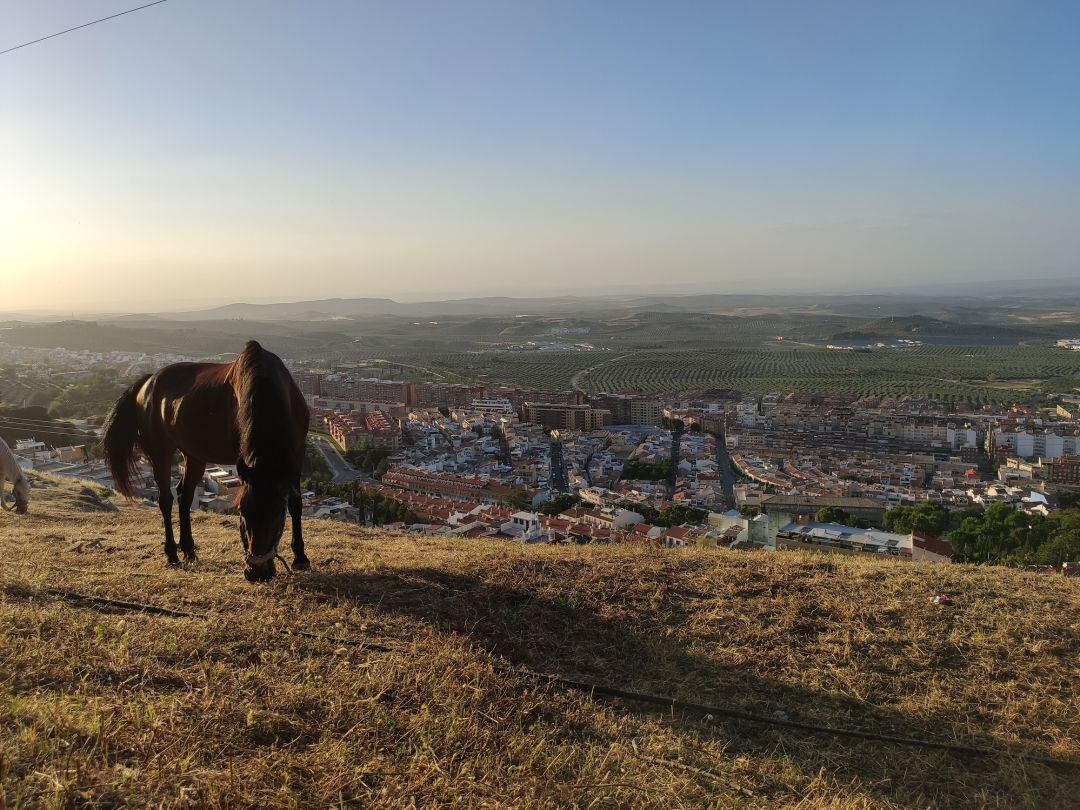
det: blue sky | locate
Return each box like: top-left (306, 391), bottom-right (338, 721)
top-left (1, 1), bottom-right (1078, 311)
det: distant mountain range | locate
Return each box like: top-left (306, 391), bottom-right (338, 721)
top-left (5, 279), bottom-right (1080, 325)
top-left (105, 286), bottom-right (1080, 322)
top-left (122, 296), bottom-right (602, 321)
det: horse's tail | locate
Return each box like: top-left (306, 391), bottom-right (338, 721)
top-left (101, 374), bottom-right (151, 498)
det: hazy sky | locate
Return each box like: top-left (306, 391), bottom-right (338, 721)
top-left (2, 0), bottom-right (1078, 313)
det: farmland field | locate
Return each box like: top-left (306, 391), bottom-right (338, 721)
top-left (3, 308), bottom-right (1079, 406)
top-left (363, 341), bottom-right (1080, 404)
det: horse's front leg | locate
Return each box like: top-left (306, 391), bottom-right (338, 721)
top-left (152, 453), bottom-right (180, 566)
top-left (177, 457), bottom-right (206, 562)
top-left (288, 486), bottom-right (310, 570)
top-left (159, 489), bottom-right (179, 566)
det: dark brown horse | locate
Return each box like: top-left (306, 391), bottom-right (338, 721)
top-left (102, 341), bottom-right (310, 581)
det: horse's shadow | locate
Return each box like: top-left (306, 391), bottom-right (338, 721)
top-left (294, 565), bottom-right (1072, 806)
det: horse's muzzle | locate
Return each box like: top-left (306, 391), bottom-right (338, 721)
top-left (244, 558), bottom-right (276, 583)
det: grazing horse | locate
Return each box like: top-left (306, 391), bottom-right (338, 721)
top-left (102, 341), bottom-right (310, 581)
top-left (0, 437), bottom-right (30, 514)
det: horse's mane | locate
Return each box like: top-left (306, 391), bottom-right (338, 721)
top-left (232, 341), bottom-right (295, 478)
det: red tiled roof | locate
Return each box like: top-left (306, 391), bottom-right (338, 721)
top-left (911, 530), bottom-right (955, 559)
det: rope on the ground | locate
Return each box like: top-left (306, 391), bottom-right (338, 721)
top-left (500, 667), bottom-right (1080, 768)
top-left (283, 627), bottom-right (402, 654)
top-left (27, 586), bottom-right (1080, 771)
top-left (48, 589), bottom-right (207, 619)
top-left (44, 588), bottom-right (406, 652)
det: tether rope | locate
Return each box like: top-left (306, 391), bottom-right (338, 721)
top-left (9, 584), bottom-right (1076, 770)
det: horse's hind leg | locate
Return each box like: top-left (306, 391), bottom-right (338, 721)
top-left (288, 482), bottom-right (310, 570)
top-left (152, 452), bottom-right (180, 566)
top-left (177, 456), bottom-right (206, 562)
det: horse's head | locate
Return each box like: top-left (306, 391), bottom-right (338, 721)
top-left (13, 477), bottom-right (29, 514)
top-left (236, 462), bottom-right (288, 582)
top-left (3, 476), bottom-right (29, 514)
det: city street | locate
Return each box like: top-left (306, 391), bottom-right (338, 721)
top-left (312, 435), bottom-right (368, 484)
top-left (714, 432), bottom-right (736, 507)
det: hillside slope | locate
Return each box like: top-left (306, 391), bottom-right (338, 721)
top-left (0, 485), bottom-right (1077, 808)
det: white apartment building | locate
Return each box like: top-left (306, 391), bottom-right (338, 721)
top-left (994, 429), bottom-right (1079, 460)
top-left (468, 397), bottom-right (515, 414)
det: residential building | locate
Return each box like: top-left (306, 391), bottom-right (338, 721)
top-left (325, 409), bottom-right (401, 450)
top-left (468, 397), bottom-right (515, 414)
top-left (1045, 455), bottom-right (1080, 487)
top-left (490, 386), bottom-right (585, 409)
top-left (759, 494), bottom-right (886, 526)
top-left (320, 375), bottom-right (416, 406)
top-left (522, 403), bottom-right (611, 431)
top-left (380, 467), bottom-right (531, 506)
top-left (415, 383), bottom-right (488, 409)
top-left (775, 522), bottom-right (954, 561)
top-left (314, 398), bottom-right (408, 418)
top-left (292, 370), bottom-right (325, 397)
top-left (592, 393), bottom-right (664, 426)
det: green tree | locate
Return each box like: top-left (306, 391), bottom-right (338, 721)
top-left (370, 494), bottom-right (384, 526)
top-left (946, 503), bottom-right (1060, 564)
top-left (504, 490), bottom-right (533, 510)
top-left (1034, 514), bottom-right (1080, 566)
top-left (50, 370), bottom-right (129, 419)
top-left (882, 501), bottom-right (956, 536)
top-left (621, 459), bottom-right (669, 481)
top-left (656, 504), bottom-right (707, 527)
top-left (344, 441), bottom-right (393, 475)
top-left (816, 506), bottom-right (852, 524)
top-left (617, 500), bottom-right (659, 523)
top-left (355, 487), bottom-right (368, 526)
top-left (1056, 491), bottom-right (1080, 509)
top-left (301, 440), bottom-right (332, 488)
top-left (538, 493), bottom-right (582, 515)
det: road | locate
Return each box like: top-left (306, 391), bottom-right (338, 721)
top-left (570, 351), bottom-right (641, 393)
top-left (714, 430), bottom-right (736, 507)
top-left (366, 358), bottom-right (465, 381)
top-left (312, 435), bottom-right (368, 484)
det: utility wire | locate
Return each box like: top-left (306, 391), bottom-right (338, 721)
top-left (0, 0), bottom-right (171, 56)
top-left (0, 424), bottom-right (100, 441)
top-left (0, 416), bottom-right (99, 432)
top-left (0, 415), bottom-right (100, 430)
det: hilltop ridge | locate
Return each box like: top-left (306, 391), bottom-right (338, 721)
top-left (0, 483), bottom-right (1077, 808)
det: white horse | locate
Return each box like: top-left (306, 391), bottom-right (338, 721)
top-left (0, 437), bottom-right (30, 513)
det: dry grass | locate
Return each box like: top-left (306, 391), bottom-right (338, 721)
top-left (0, 480), bottom-right (1077, 808)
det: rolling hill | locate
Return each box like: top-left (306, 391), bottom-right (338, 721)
top-left (0, 480), bottom-right (1077, 807)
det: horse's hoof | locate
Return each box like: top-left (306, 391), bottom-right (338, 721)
top-left (183, 553), bottom-right (198, 564)
top-left (292, 556), bottom-right (311, 571)
top-left (165, 559), bottom-right (181, 568)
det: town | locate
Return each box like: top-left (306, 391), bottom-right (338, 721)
top-left (7, 347), bottom-right (1079, 569)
